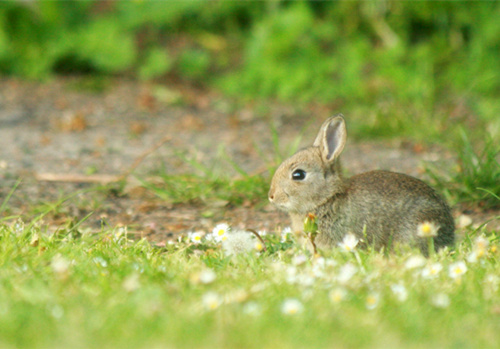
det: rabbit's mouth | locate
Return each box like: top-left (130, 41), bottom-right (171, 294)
top-left (269, 197), bottom-right (291, 212)
top-left (271, 201), bottom-right (288, 211)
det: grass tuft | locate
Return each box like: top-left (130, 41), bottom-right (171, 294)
top-left (426, 129), bottom-right (500, 209)
top-left (141, 174), bottom-right (269, 207)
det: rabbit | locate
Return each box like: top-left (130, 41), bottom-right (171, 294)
top-left (268, 114), bottom-right (455, 254)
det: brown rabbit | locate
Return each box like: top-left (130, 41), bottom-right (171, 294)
top-left (268, 115), bottom-right (455, 254)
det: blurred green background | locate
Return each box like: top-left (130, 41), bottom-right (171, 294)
top-left (1, 1), bottom-right (499, 141)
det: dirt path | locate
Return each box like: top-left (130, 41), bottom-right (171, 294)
top-left (0, 78), bottom-right (495, 242)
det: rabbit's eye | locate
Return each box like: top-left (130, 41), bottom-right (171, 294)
top-left (292, 169), bottom-right (306, 181)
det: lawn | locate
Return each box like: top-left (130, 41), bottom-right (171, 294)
top-left (0, 209), bottom-right (498, 348)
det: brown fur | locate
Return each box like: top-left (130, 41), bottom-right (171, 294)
top-left (268, 115), bottom-right (455, 254)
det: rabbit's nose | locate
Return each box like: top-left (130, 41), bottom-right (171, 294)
top-left (268, 189), bottom-right (275, 202)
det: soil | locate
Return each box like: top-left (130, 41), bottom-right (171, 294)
top-left (0, 77), bottom-right (497, 243)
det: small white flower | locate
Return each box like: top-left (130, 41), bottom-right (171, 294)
top-left (456, 214), bottom-right (473, 228)
top-left (281, 298), bottom-right (304, 315)
top-left (257, 229), bottom-right (267, 237)
top-left (390, 283), bottom-right (408, 302)
top-left (188, 231), bottom-right (204, 244)
top-left (50, 305), bottom-right (64, 319)
top-left (285, 266), bottom-right (298, 284)
top-left (365, 292), bottom-right (380, 310)
top-left (421, 263), bottom-right (443, 279)
top-left (13, 219), bottom-right (25, 235)
top-left (325, 258), bottom-right (338, 268)
top-left (484, 274), bottom-right (499, 289)
top-left (466, 251), bottom-right (478, 263)
top-left (314, 257), bottom-right (326, 268)
top-left (338, 233), bottom-right (359, 252)
top-left (483, 274), bottom-right (500, 299)
top-left (93, 257), bottom-right (108, 268)
top-left (329, 287), bottom-right (348, 304)
top-left (337, 263), bottom-right (357, 284)
top-left (473, 236), bottom-right (489, 258)
top-left (243, 301), bottom-right (262, 316)
top-left (296, 274), bottom-right (315, 287)
top-left (417, 222), bottom-right (439, 238)
top-left (51, 254), bottom-right (70, 276)
top-left (311, 264), bottom-right (325, 279)
top-left (448, 261), bottom-right (467, 279)
top-left (212, 223), bottom-right (230, 242)
top-left (115, 226), bottom-right (127, 240)
top-left (404, 255), bottom-right (427, 270)
top-left (281, 227), bottom-right (292, 242)
top-left (199, 269), bottom-right (217, 284)
top-left (292, 254), bottom-right (308, 266)
top-left (431, 293), bottom-right (450, 308)
top-left (122, 273), bottom-right (140, 292)
top-left (202, 292), bottom-right (222, 310)
top-left (224, 289), bottom-right (248, 304)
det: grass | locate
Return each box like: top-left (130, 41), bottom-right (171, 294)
top-left (0, 216), bottom-right (499, 348)
top-left (141, 174), bottom-right (269, 207)
top-left (426, 129), bottom-right (500, 209)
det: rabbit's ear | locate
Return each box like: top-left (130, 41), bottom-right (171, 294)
top-left (313, 115), bottom-right (346, 162)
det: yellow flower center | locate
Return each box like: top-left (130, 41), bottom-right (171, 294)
top-left (422, 224), bottom-right (431, 235)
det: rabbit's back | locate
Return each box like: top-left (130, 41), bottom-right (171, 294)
top-left (315, 170), bottom-right (455, 252)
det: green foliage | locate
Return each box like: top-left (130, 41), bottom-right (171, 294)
top-left (178, 48), bottom-right (211, 81)
top-left (426, 129), bottom-right (500, 209)
top-left (138, 48), bottom-right (173, 81)
top-left (75, 18), bottom-right (136, 73)
top-left (0, 1), bottom-right (499, 141)
top-left (219, 3), bottom-right (336, 102)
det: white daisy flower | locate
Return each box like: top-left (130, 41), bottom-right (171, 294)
top-left (467, 251), bottom-right (479, 263)
top-left (337, 263), bottom-right (357, 284)
top-left (329, 287), bottom-right (348, 304)
top-left (292, 254), bottom-right (308, 266)
top-left (122, 273), bottom-right (140, 292)
top-left (417, 221), bottom-right (439, 238)
top-left (199, 269), bottom-right (217, 284)
top-left (473, 236), bottom-right (489, 258)
top-left (404, 255), bottom-right (427, 270)
top-left (281, 298), bottom-right (304, 315)
top-left (431, 293), bottom-right (450, 308)
top-left (202, 292), bottom-right (222, 310)
top-left (188, 231), bottom-right (204, 244)
top-left (295, 274), bottom-right (315, 287)
top-left (338, 233), bottom-right (359, 252)
top-left (243, 301), bottom-right (262, 316)
top-left (448, 261), bottom-right (467, 279)
top-left (421, 263), bottom-right (443, 279)
top-left (365, 292), bottom-right (380, 310)
top-left (390, 283), bottom-right (408, 302)
top-left (51, 254), bottom-right (70, 276)
top-left (257, 229), bottom-right (267, 237)
top-left (281, 227), bottom-right (293, 242)
top-left (212, 223), bottom-right (230, 242)
top-left (285, 266), bottom-right (298, 284)
top-left (456, 214), bottom-right (472, 228)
